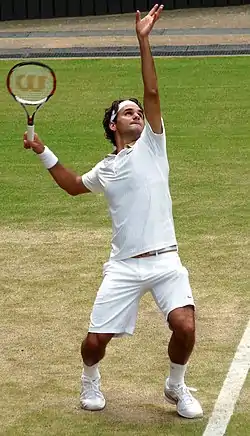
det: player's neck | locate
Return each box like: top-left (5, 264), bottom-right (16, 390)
top-left (115, 133), bottom-right (137, 153)
top-left (115, 142), bottom-right (135, 154)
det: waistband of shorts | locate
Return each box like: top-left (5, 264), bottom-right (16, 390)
top-left (131, 246), bottom-right (178, 259)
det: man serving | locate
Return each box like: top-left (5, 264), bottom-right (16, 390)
top-left (24, 5), bottom-right (203, 419)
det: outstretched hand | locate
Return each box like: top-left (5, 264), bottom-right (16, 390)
top-left (136, 4), bottom-right (164, 39)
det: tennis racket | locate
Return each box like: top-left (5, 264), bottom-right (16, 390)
top-left (6, 61), bottom-right (56, 141)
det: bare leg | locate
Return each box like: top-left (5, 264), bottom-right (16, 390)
top-left (168, 305), bottom-right (195, 365)
top-left (81, 332), bottom-right (114, 366)
top-left (164, 306), bottom-right (203, 418)
top-left (80, 332), bottom-right (114, 411)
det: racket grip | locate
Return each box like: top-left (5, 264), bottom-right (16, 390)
top-left (27, 125), bottom-right (35, 141)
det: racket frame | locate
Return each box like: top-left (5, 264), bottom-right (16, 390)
top-left (6, 61), bottom-right (56, 140)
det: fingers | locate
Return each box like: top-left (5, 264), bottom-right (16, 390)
top-left (137, 4), bottom-right (164, 26)
top-left (135, 10), bottom-right (141, 23)
top-left (23, 131), bottom-right (45, 154)
top-left (154, 4), bottom-right (164, 21)
top-left (24, 138), bottom-right (34, 149)
top-left (23, 132), bottom-right (30, 149)
top-left (148, 4), bottom-right (164, 16)
top-left (23, 131), bottom-right (38, 149)
top-left (23, 131), bottom-right (38, 141)
top-left (148, 4), bottom-right (160, 16)
top-left (24, 140), bottom-right (31, 149)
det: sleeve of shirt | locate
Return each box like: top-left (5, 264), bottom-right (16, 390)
top-left (81, 162), bottom-right (104, 194)
top-left (139, 118), bottom-right (167, 157)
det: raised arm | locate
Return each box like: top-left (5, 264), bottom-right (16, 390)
top-left (23, 133), bottom-right (90, 196)
top-left (136, 4), bottom-right (164, 134)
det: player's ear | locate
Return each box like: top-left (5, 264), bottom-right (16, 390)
top-left (109, 122), bottom-right (117, 132)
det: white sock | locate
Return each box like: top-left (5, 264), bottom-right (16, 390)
top-left (83, 363), bottom-right (99, 379)
top-left (168, 361), bottom-right (187, 387)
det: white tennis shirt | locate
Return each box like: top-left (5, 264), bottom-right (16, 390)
top-left (82, 119), bottom-right (177, 260)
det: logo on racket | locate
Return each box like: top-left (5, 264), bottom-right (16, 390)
top-left (16, 75), bottom-right (48, 92)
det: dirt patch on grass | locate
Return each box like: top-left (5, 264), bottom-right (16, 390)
top-left (0, 227), bottom-right (111, 244)
top-left (0, 227), bottom-right (111, 279)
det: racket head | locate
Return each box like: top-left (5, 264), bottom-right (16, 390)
top-left (6, 61), bottom-right (56, 105)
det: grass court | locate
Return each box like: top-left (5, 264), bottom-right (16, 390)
top-left (0, 56), bottom-right (249, 435)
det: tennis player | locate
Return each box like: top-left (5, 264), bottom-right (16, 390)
top-left (23, 4), bottom-right (203, 419)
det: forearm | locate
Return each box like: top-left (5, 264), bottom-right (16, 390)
top-left (138, 35), bottom-right (162, 133)
top-left (38, 146), bottom-right (83, 196)
top-left (138, 36), bottom-right (158, 94)
top-left (48, 163), bottom-right (80, 196)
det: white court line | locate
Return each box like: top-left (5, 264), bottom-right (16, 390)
top-left (203, 319), bottom-right (250, 436)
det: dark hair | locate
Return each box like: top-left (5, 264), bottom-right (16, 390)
top-left (102, 98), bottom-right (144, 148)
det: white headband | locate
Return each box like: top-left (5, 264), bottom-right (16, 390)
top-left (110, 100), bottom-right (139, 123)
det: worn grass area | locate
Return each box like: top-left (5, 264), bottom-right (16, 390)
top-left (0, 57), bottom-right (249, 435)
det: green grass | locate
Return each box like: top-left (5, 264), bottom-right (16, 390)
top-left (0, 57), bottom-right (249, 436)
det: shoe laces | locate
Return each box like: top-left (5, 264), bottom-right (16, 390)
top-left (176, 384), bottom-right (197, 405)
top-left (82, 376), bottom-right (102, 399)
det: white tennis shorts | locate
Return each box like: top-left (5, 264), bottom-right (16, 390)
top-left (88, 251), bottom-right (195, 336)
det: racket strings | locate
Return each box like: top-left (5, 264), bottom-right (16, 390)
top-left (9, 64), bottom-right (55, 104)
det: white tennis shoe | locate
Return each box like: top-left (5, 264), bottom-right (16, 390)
top-left (80, 372), bottom-right (106, 411)
top-left (164, 378), bottom-right (203, 419)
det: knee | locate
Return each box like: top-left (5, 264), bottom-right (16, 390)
top-left (174, 320), bottom-right (195, 341)
top-left (169, 308), bottom-right (196, 342)
top-left (81, 334), bottom-right (103, 366)
top-left (82, 333), bottom-right (113, 354)
top-left (83, 333), bottom-right (100, 353)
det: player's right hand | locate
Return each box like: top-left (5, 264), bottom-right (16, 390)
top-left (23, 132), bottom-right (45, 154)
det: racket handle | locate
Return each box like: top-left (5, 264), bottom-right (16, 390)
top-left (27, 124), bottom-right (34, 141)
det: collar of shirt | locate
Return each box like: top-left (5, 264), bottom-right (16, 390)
top-left (106, 143), bottom-right (134, 158)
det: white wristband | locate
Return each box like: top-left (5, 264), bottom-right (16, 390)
top-left (38, 146), bottom-right (58, 169)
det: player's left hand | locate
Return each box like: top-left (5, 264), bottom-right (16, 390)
top-left (23, 132), bottom-right (45, 154)
top-left (136, 4), bottom-right (164, 39)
